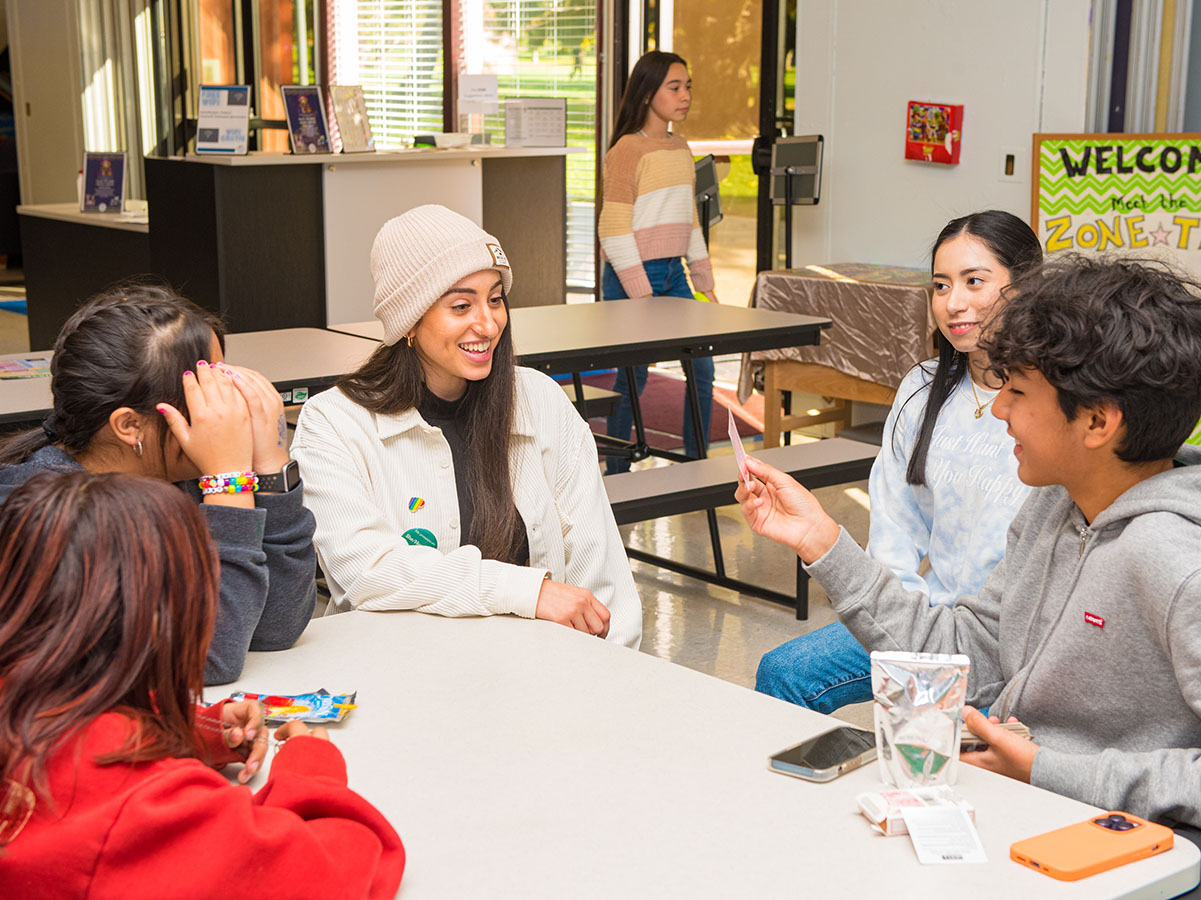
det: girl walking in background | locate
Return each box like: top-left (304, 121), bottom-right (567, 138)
top-left (598, 50), bottom-right (717, 473)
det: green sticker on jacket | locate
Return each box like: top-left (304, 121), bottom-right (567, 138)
top-left (402, 527), bottom-right (438, 548)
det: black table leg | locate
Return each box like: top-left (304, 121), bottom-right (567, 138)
top-left (682, 357), bottom-right (726, 579)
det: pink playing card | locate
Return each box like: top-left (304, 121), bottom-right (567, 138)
top-left (728, 407), bottom-right (752, 488)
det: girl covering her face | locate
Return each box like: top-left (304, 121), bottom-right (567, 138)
top-left (0, 281), bottom-right (316, 686)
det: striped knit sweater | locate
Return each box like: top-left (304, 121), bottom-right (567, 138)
top-left (598, 133), bottom-right (714, 298)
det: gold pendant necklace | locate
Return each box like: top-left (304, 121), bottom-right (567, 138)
top-left (969, 378), bottom-right (994, 419)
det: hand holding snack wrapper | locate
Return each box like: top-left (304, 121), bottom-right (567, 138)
top-left (230, 689), bottom-right (357, 724)
top-left (871, 651), bottom-right (969, 787)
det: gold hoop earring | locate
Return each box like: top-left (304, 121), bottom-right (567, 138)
top-left (405, 334), bottom-right (415, 348)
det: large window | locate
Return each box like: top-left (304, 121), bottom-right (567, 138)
top-left (461, 0), bottom-right (597, 289)
top-left (328, 0), bottom-right (446, 145)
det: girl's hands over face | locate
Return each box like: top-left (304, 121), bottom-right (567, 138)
top-left (156, 361), bottom-right (253, 475)
top-left (222, 364), bottom-right (290, 474)
top-left (735, 456), bottom-right (841, 564)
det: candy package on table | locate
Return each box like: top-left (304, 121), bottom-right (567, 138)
top-left (229, 689), bottom-right (357, 723)
top-left (871, 651), bottom-right (969, 788)
top-left (856, 786), bottom-right (976, 836)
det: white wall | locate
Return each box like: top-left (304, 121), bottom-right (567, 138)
top-left (8, 0), bottom-right (84, 204)
top-left (792, 0), bottom-right (1092, 267)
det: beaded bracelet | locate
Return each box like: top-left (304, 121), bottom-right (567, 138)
top-left (199, 471), bottom-right (259, 495)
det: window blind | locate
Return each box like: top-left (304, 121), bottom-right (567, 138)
top-left (329, 0), bottom-right (446, 145)
top-left (463, 0), bottom-right (597, 290)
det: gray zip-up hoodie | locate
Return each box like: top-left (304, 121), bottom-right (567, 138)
top-left (808, 445), bottom-right (1201, 826)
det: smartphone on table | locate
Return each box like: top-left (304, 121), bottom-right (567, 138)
top-left (1010, 812), bottom-right (1173, 881)
top-left (768, 726), bottom-right (877, 783)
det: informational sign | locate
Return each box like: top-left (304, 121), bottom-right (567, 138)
top-left (1033, 133), bottom-right (1201, 277)
top-left (458, 74), bottom-right (499, 115)
top-left (281, 85), bottom-right (331, 154)
top-left (81, 152), bottom-right (125, 213)
top-left (504, 97), bottom-right (566, 147)
top-left (330, 85), bottom-right (375, 153)
top-left (196, 85), bottom-right (250, 155)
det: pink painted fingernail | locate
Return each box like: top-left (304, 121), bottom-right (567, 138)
top-left (183, 370), bottom-right (194, 377)
top-left (156, 405), bottom-right (166, 415)
top-left (198, 360), bottom-right (209, 367)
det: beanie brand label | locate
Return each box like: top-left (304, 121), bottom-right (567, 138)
top-left (486, 243), bottom-right (510, 268)
top-left (1084, 611), bottom-right (1105, 629)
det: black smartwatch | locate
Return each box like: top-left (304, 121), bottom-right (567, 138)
top-left (256, 459), bottom-right (300, 493)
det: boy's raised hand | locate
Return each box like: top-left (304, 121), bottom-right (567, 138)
top-left (735, 456), bottom-right (841, 564)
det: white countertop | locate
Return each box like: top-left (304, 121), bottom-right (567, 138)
top-left (17, 202), bottom-right (149, 232)
top-left (176, 146), bottom-right (583, 167)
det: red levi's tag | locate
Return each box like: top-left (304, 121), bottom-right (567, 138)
top-left (1084, 611), bottom-right (1105, 629)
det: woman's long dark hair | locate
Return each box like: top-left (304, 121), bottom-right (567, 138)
top-left (0, 471), bottom-right (219, 802)
top-left (0, 279), bottom-right (226, 467)
top-left (338, 296), bottom-right (523, 561)
top-left (609, 51), bottom-right (689, 150)
top-left (900, 210), bottom-right (1043, 485)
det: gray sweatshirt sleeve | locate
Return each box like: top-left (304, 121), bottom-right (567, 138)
top-left (805, 526), bottom-right (1009, 707)
top-left (200, 487), bottom-right (317, 686)
top-left (1032, 569), bottom-right (1201, 826)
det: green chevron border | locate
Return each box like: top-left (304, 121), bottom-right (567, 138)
top-left (1040, 138), bottom-right (1201, 216)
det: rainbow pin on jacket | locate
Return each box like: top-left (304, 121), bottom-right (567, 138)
top-left (408, 497), bottom-right (425, 512)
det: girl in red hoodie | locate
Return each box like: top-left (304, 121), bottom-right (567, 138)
top-left (0, 471), bottom-right (404, 899)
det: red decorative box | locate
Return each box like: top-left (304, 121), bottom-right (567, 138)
top-left (905, 101), bottom-right (963, 165)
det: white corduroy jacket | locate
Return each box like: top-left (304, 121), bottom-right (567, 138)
top-left (292, 367), bottom-right (642, 648)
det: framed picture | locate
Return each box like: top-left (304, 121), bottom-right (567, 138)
top-left (330, 85), bottom-right (375, 153)
top-left (281, 85), bottom-right (331, 154)
top-left (81, 152), bottom-right (126, 213)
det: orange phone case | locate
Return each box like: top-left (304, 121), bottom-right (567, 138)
top-left (1010, 812), bottom-right (1173, 881)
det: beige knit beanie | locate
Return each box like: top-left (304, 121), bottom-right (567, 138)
top-left (370, 205), bottom-right (514, 345)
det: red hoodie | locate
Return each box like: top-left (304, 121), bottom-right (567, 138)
top-left (0, 703), bottom-right (405, 899)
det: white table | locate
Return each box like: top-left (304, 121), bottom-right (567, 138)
top-left (211, 612), bottom-right (1200, 899)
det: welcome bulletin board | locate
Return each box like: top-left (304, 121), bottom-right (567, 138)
top-left (1032, 133), bottom-right (1201, 279)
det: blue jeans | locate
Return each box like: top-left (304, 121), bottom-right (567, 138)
top-left (755, 622), bottom-right (873, 713)
top-left (602, 259), bottom-right (714, 474)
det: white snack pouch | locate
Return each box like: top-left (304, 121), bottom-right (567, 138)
top-left (871, 650), bottom-right (970, 788)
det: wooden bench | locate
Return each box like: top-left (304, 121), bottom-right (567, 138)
top-left (604, 438), bottom-right (879, 618)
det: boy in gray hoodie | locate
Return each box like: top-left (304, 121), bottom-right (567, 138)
top-left (738, 256), bottom-right (1201, 827)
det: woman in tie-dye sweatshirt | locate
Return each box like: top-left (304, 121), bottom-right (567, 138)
top-left (755, 210), bottom-right (1043, 713)
top-left (597, 51), bottom-right (716, 473)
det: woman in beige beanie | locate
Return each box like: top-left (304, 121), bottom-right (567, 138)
top-left (292, 205), bottom-right (641, 648)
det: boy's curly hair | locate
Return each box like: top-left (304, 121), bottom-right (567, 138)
top-left (982, 255), bottom-right (1201, 463)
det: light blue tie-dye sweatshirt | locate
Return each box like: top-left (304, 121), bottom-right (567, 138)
top-left (867, 360), bottom-right (1028, 607)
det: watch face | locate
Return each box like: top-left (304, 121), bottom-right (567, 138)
top-left (283, 459), bottom-right (300, 490)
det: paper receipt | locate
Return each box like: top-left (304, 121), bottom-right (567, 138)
top-left (900, 805), bottom-right (988, 864)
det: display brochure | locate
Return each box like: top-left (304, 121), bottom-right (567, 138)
top-left (81, 152), bottom-right (126, 213)
top-left (281, 85), bottom-right (331, 154)
top-left (330, 85), bottom-right (375, 153)
top-left (196, 85), bottom-right (250, 155)
top-left (504, 97), bottom-right (566, 148)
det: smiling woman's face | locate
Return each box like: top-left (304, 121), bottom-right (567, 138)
top-left (411, 269), bottom-right (507, 401)
top-left (931, 234), bottom-right (1012, 355)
